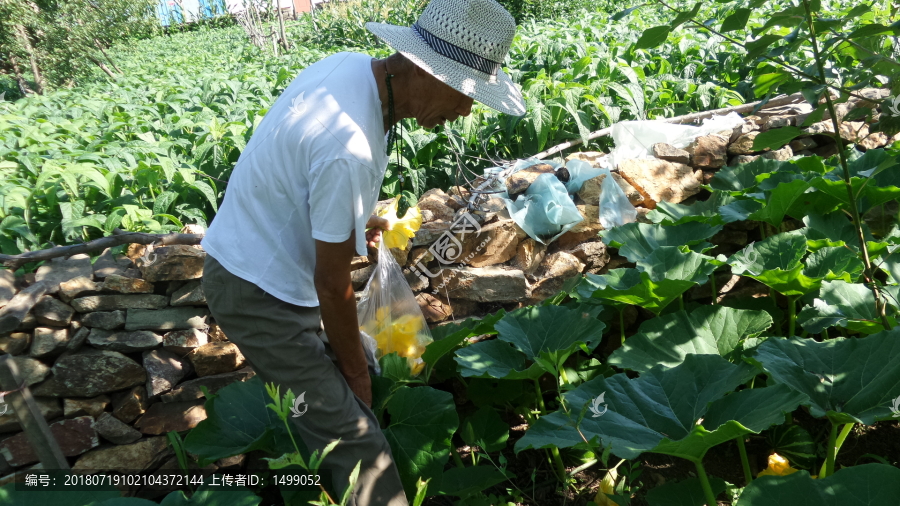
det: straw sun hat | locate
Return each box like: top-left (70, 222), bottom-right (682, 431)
top-left (366, 0), bottom-right (526, 117)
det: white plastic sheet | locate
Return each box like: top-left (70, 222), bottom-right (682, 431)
top-left (607, 112), bottom-right (745, 168)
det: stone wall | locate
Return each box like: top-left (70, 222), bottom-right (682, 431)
top-left (0, 245), bottom-right (251, 496)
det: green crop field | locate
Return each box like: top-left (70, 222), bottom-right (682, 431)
top-left (1, 0), bottom-right (900, 505)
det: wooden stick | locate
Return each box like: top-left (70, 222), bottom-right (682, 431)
top-left (0, 282), bottom-right (48, 334)
top-left (533, 92), bottom-right (806, 160)
top-left (0, 230), bottom-right (204, 270)
top-left (0, 356), bottom-right (70, 469)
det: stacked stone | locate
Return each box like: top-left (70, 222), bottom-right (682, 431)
top-left (0, 245), bottom-right (253, 488)
top-left (349, 88), bottom-right (895, 323)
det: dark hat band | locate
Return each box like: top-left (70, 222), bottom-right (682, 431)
top-left (412, 23), bottom-right (501, 77)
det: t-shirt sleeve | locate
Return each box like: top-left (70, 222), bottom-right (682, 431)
top-left (307, 159), bottom-right (378, 256)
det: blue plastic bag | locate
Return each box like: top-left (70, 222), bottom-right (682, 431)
top-left (504, 173), bottom-right (584, 244)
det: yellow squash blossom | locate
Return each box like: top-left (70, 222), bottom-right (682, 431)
top-left (758, 453), bottom-right (799, 477)
top-left (594, 467), bottom-right (619, 506)
top-left (377, 198), bottom-right (422, 250)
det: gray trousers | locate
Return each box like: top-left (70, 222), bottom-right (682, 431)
top-left (202, 254), bottom-right (408, 506)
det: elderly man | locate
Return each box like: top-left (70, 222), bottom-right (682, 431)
top-left (200, 0), bottom-right (524, 503)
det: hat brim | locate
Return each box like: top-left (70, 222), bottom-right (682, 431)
top-left (366, 22), bottom-right (526, 117)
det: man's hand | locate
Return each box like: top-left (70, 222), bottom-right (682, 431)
top-left (365, 215), bottom-right (389, 248)
top-left (315, 234), bottom-right (373, 407)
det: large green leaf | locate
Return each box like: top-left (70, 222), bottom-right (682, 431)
top-left (709, 158), bottom-right (793, 193)
top-left (423, 311), bottom-right (505, 366)
top-left (646, 476), bottom-right (727, 506)
top-left (382, 386), bottom-right (458, 496)
top-left (737, 464), bottom-right (900, 505)
top-left (753, 332), bottom-right (900, 424)
top-left (635, 25), bottom-right (671, 49)
top-left (609, 306), bottom-right (772, 372)
top-left (158, 484), bottom-right (261, 505)
top-left (184, 376), bottom-right (298, 466)
top-left (515, 355), bottom-right (778, 462)
top-left (437, 466), bottom-right (510, 499)
top-left (454, 305), bottom-right (604, 379)
top-left (752, 126), bottom-right (802, 151)
top-left (601, 222), bottom-right (721, 262)
top-left (647, 191), bottom-right (734, 225)
top-left (0, 486), bottom-right (120, 506)
top-left (797, 280), bottom-right (895, 334)
top-left (460, 406), bottom-right (509, 452)
top-left (578, 247), bottom-right (717, 313)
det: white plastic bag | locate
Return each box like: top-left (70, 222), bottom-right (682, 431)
top-left (597, 169), bottom-right (637, 229)
top-left (356, 245), bottom-right (432, 376)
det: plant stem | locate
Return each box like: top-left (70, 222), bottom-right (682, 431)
top-left (710, 271), bottom-right (718, 304)
top-left (533, 378), bottom-right (567, 483)
top-left (619, 307), bottom-right (626, 345)
top-left (819, 422), bottom-right (854, 478)
top-left (679, 294), bottom-right (685, 311)
top-left (559, 365), bottom-right (571, 385)
top-left (823, 422), bottom-right (838, 478)
top-left (450, 444), bottom-right (464, 468)
top-left (787, 295), bottom-right (796, 337)
top-left (801, 0), bottom-right (892, 331)
top-left (736, 437), bottom-right (753, 485)
top-left (694, 460), bottom-right (718, 506)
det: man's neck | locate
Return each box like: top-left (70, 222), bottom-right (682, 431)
top-left (371, 58), bottom-right (408, 134)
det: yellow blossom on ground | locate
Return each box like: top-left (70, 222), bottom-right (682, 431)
top-left (377, 198), bottom-right (422, 250)
top-left (758, 453), bottom-right (799, 477)
top-left (594, 467), bottom-right (619, 506)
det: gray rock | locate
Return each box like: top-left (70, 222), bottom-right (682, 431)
top-left (92, 412), bottom-right (142, 445)
top-left (789, 137), bottom-right (818, 152)
top-left (686, 134), bottom-right (728, 169)
top-left (66, 326), bottom-right (91, 352)
top-left (73, 436), bottom-right (171, 472)
top-left (530, 252), bottom-right (585, 300)
top-left (0, 332), bottom-right (31, 355)
top-left (651, 143), bottom-right (691, 164)
top-left (81, 310), bottom-right (126, 330)
top-left (139, 245), bottom-right (205, 283)
top-left (58, 277), bottom-right (100, 304)
top-left (0, 416), bottom-right (98, 466)
top-left (51, 348), bottom-right (147, 397)
top-left (160, 367), bottom-right (255, 403)
top-left (570, 241), bottom-right (610, 274)
top-left (413, 221), bottom-right (451, 247)
top-left (763, 115), bottom-right (794, 130)
top-left (430, 266), bottom-right (528, 302)
top-left (0, 269), bottom-right (15, 307)
top-left (0, 397), bottom-right (61, 433)
top-left (34, 254), bottom-right (94, 294)
top-left (143, 349), bottom-right (192, 397)
top-left (727, 132), bottom-right (761, 155)
top-left (111, 385), bottom-right (149, 423)
top-left (0, 282), bottom-right (49, 334)
top-left (33, 296), bottom-right (75, 327)
top-left (761, 145), bottom-right (794, 161)
top-left (162, 328), bottom-right (208, 355)
top-left (187, 342), bottom-right (246, 377)
top-left (351, 265), bottom-right (375, 291)
top-left (29, 327), bottom-right (69, 358)
top-left (88, 330), bottom-right (163, 353)
top-left (404, 268), bottom-right (429, 293)
top-left (124, 307), bottom-right (209, 332)
top-left (63, 395), bottom-right (110, 418)
top-left (6, 356), bottom-right (51, 386)
top-left (134, 400), bottom-right (207, 435)
top-left (728, 154), bottom-right (760, 166)
top-left (170, 280), bottom-right (205, 306)
top-left (71, 294), bottom-right (169, 313)
top-left (92, 248), bottom-right (134, 280)
top-left (101, 274), bottom-right (154, 294)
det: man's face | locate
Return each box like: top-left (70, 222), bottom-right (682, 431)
top-left (410, 68), bottom-right (475, 129)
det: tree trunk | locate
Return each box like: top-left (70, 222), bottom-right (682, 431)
top-left (87, 56), bottom-right (117, 79)
top-left (8, 54), bottom-right (36, 96)
top-left (94, 39), bottom-right (122, 74)
top-left (13, 25), bottom-right (43, 94)
top-left (276, 0), bottom-right (288, 50)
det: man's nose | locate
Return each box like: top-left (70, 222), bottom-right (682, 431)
top-left (457, 96), bottom-right (474, 117)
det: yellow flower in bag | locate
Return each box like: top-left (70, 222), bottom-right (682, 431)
top-left (377, 198), bottom-right (421, 250)
top-left (365, 306), bottom-right (428, 375)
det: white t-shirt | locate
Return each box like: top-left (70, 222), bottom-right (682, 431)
top-left (202, 52), bottom-right (388, 306)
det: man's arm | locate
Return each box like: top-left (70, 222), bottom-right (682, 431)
top-left (314, 234), bottom-right (372, 407)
